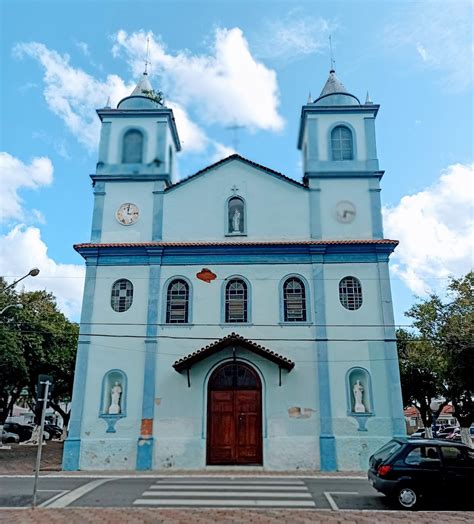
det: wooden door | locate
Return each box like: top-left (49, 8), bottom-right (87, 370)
top-left (207, 363), bottom-right (262, 465)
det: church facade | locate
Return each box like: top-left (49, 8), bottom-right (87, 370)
top-left (62, 69), bottom-right (405, 472)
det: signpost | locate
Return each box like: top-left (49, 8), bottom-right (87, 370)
top-left (32, 375), bottom-right (53, 508)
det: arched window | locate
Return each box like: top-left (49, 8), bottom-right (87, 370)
top-left (166, 279), bottom-right (189, 323)
top-left (228, 197), bottom-right (245, 234)
top-left (122, 129), bottom-right (143, 163)
top-left (111, 279), bottom-right (133, 312)
top-left (283, 277), bottom-right (307, 322)
top-left (225, 279), bottom-right (248, 323)
top-left (339, 276), bottom-right (363, 310)
top-left (331, 125), bottom-right (353, 160)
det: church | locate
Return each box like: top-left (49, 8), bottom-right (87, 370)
top-left (62, 67), bottom-right (405, 472)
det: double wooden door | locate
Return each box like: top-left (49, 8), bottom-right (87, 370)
top-left (207, 363), bottom-right (262, 465)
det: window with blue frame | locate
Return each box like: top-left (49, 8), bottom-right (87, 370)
top-left (339, 276), bottom-right (363, 310)
top-left (166, 279), bottom-right (189, 323)
top-left (283, 277), bottom-right (307, 322)
top-left (122, 129), bottom-right (143, 163)
top-left (225, 279), bottom-right (248, 323)
top-left (331, 126), bottom-right (353, 160)
top-left (111, 279), bottom-right (133, 312)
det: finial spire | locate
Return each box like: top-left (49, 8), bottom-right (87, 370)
top-left (104, 96), bottom-right (111, 109)
top-left (307, 91), bottom-right (312, 104)
top-left (329, 35), bottom-right (336, 72)
top-left (144, 37), bottom-right (151, 75)
top-left (365, 91), bottom-right (373, 104)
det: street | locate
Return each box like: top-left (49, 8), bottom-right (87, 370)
top-left (0, 475), bottom-right (473, 512)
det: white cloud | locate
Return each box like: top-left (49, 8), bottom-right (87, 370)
top-left (383, 163), bottom-right (474, 295)
top-left (167, 101), bottom-right (209, 153)
top-left (383, 2), bottom-right (473, 92)
top-left (255, 12), bottom-right (334, 61)
top-left (0, 225), bottom-right (85, 319)
top-left (210, 142), bottom-right (236, 163)
top-left (112, 28), bottom-right (284, 131)
top-left (0, 152), bottom-right (53, 222)
top-left (13, 42), bottom-right (134, 149)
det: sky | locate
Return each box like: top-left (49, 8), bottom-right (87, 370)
top-left (1, 0), bottom-right (473, 323)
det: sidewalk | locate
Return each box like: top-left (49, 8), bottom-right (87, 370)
top-left (0, 508), bottom-right (473, 523)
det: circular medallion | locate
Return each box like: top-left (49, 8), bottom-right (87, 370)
top-left (335, 201), bottom-right (356, 223)
top-left (116, 203), bottom-right (140, 226)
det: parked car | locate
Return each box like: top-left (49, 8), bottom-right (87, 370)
top-left (437, 426), bottom-right (458, 439)
top-left (368, 437), bottom-right (474, 509)
top-left (409, 429), bottom-right (425, 438)
top-left (1, 430), bottom-right (20, 444)
top-left (44, 424), bottom-right (63, 440)
top-left (3, 422), bottom-right (34, 442)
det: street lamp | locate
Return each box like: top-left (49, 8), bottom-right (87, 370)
top-left (3, 268), bottom-right (40, 291)
top-left (430, 399), bottom-right (442, 438)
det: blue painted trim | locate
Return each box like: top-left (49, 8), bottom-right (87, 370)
top-left (110, 278), bottom-right (134, 313)
top-left (221, 274), bottom-right (252, 324)
top-left (100, 414), bottom-right (126, 433)
top-left (119, 125), bottom-right (148, 165)
top-left (308, 179), bottom-right (322, 239)
top-left (99, 368), bottom-right (128, 416)
top-left (62, 263), bottom-right (97, 471)
top-left (338, 275), bottom-right (363, 311)
top-left (162, 275), bottom-right (193, 325)
top-left (369, 178), bottom-right (384, 239)
top-left (278, 273), bottom-right (312, 323)
top-left (312, 262), bottom-right (336, 471)
top-left (98, 122), bottom-right (111, 163)
top-left (376, 261), bottom-right (406, 436)
top-left (304, 169), bottom-right (383, 179)
top-left (225, 195), bottom-right (247, 235)
top-left (136, 261), bottom-right (162, 470)
top-left (364, 117), bottom-right (378, 160)
top-left (92, 171), bottom-right (170, 180)
top-left (303, 116), bottom-right (318, 172)
top-left (152, 181), bottom-right (165, 241)
top-left (327, 121), bottom-right (357, 162)
top-left (90, 182), bottom-right (105, 243)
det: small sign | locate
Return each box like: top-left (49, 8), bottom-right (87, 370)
top-left (196, 268), bottom-right (217, 283)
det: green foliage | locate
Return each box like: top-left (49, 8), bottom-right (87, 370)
top-left (397, 271), bottom-right (474, 429)
top-left (0, 278), bottom-right (78, 424)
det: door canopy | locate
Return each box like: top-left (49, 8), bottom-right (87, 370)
top-left (172, 332), bottom-right (295, 373)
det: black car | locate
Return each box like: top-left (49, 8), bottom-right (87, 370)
top-left (368, 437), bottom-right (474, 509)
top-left (3, 422), bottom-right (34, 442)
top-left (44, 424), bottom-right (63, 439)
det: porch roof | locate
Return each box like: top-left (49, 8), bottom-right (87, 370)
top-left (172, 332), bottom-right (295, 373)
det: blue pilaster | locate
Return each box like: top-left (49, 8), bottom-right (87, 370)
top-left (376, 258), bottom-right (405, 436)
top-left (152, 181), bottom-right (165, 241)
top-left (369, 178), bottom-right (384, 239)
top-left (136, 255), bottom-right (163, 470)
top-left (98, 122), bottom-right (111, 163)
top-left (62, 261), bottom-right (97, 470)
top-left (364, 117), bottom-right (377, 160)
top-left (90, 182), bottom-right (106, 243)
top-left (311, 257), bottom-right (337, 471)
top-left (308, 179), bottom-right (322, 239)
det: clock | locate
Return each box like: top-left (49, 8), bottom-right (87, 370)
top-left (116, 203), bottom-right (140, 226)
top-left (335, 201), bottom-right (356, 223)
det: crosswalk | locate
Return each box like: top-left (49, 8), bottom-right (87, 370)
top-left (133, 477), bottom-right (316, 508)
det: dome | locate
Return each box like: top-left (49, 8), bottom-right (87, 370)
top-left (117, 72), bottom-right (164, 109)
top-left (313, 70), bottom-right (360, 106)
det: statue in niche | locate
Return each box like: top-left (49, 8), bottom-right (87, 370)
top-left (108, 381), bottom-right (122, 414)
top-left (232, 208), bottom-right (241, 232)
top-left (353, 380), bottom-right (366, 413)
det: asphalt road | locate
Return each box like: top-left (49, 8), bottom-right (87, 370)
top-left (0, 476), bottom-right (472, 511)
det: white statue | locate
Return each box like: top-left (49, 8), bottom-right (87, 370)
top-left (108, 382), bottom-right (122, 414)
top-left (232, 209), bottom-right (241, 232)
top-left (353, 380), bottom-right (366, 413)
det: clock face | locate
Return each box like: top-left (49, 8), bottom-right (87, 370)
top-left (335, 201), bottom-right (356, 223)
top-left (116, 203), bottom-right (140, 226)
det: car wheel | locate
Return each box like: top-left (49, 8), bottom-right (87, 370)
top-left (397, 485), bottom-right (420, 510)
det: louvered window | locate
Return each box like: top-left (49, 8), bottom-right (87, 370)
top-left (225, 279), bottom-right (248, 323)
top-left (166, 279), bottom-right (189, 323)
top-left (111, 279), bottom-right (133, 312)
top-left (283, 277), bottom-right (307, 322)
top-left (331, 126), bottom-right (353, 160)
top-left (122, 129), bottom-right (143, 163)
top-left (339, 276), bottom-right (363, 310)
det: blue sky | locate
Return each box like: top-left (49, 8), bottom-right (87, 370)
top-left (1, 0), bottom-right (473, 321)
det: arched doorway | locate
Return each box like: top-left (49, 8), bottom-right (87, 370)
top-left (207, 361), bottom-right (262, 465)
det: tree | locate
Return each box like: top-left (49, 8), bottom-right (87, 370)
top-left (0, 279), bottom-right (78, 428)
top-left (398, 272), bottom-right (474, 446)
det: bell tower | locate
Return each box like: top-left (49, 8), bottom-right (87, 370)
top-left (298, 69), bottom-right (383, 240)
top-left (90, 72), bottom-right (181, 243)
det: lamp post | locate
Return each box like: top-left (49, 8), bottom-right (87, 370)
top-left (3, 268), bottom-right (40, 291)
top-left (430, 400), bottom-right (441, 438)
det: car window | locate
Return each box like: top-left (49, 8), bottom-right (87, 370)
top-left (441, 446), bottom-right (472, 466)
top-left (405, 446), bottom-right (440, 465)
top-left (373, 441), bottom-right (402, 462)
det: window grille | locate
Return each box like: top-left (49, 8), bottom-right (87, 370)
top-left (225, 279), bottom-right (248, 323)
top-left (122, 129), bottom-right (143, 163)
top-left (111, 279), bottom-right (133, 312)
top-left (166, 279), bottom-right (189, 323)
top-left (210, 363), bottom-right (259, 390)
top-left (228, 197), bottom-right (245, 234)
top-left (283, 277), bottom-right (307, 322)
top-left (331, 126), bottom-right (353, 160)
top-left (339, 276), bottom-right (363, 310)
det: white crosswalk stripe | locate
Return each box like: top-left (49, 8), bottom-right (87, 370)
top-left (133, 478), bottom-right (316, 508)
